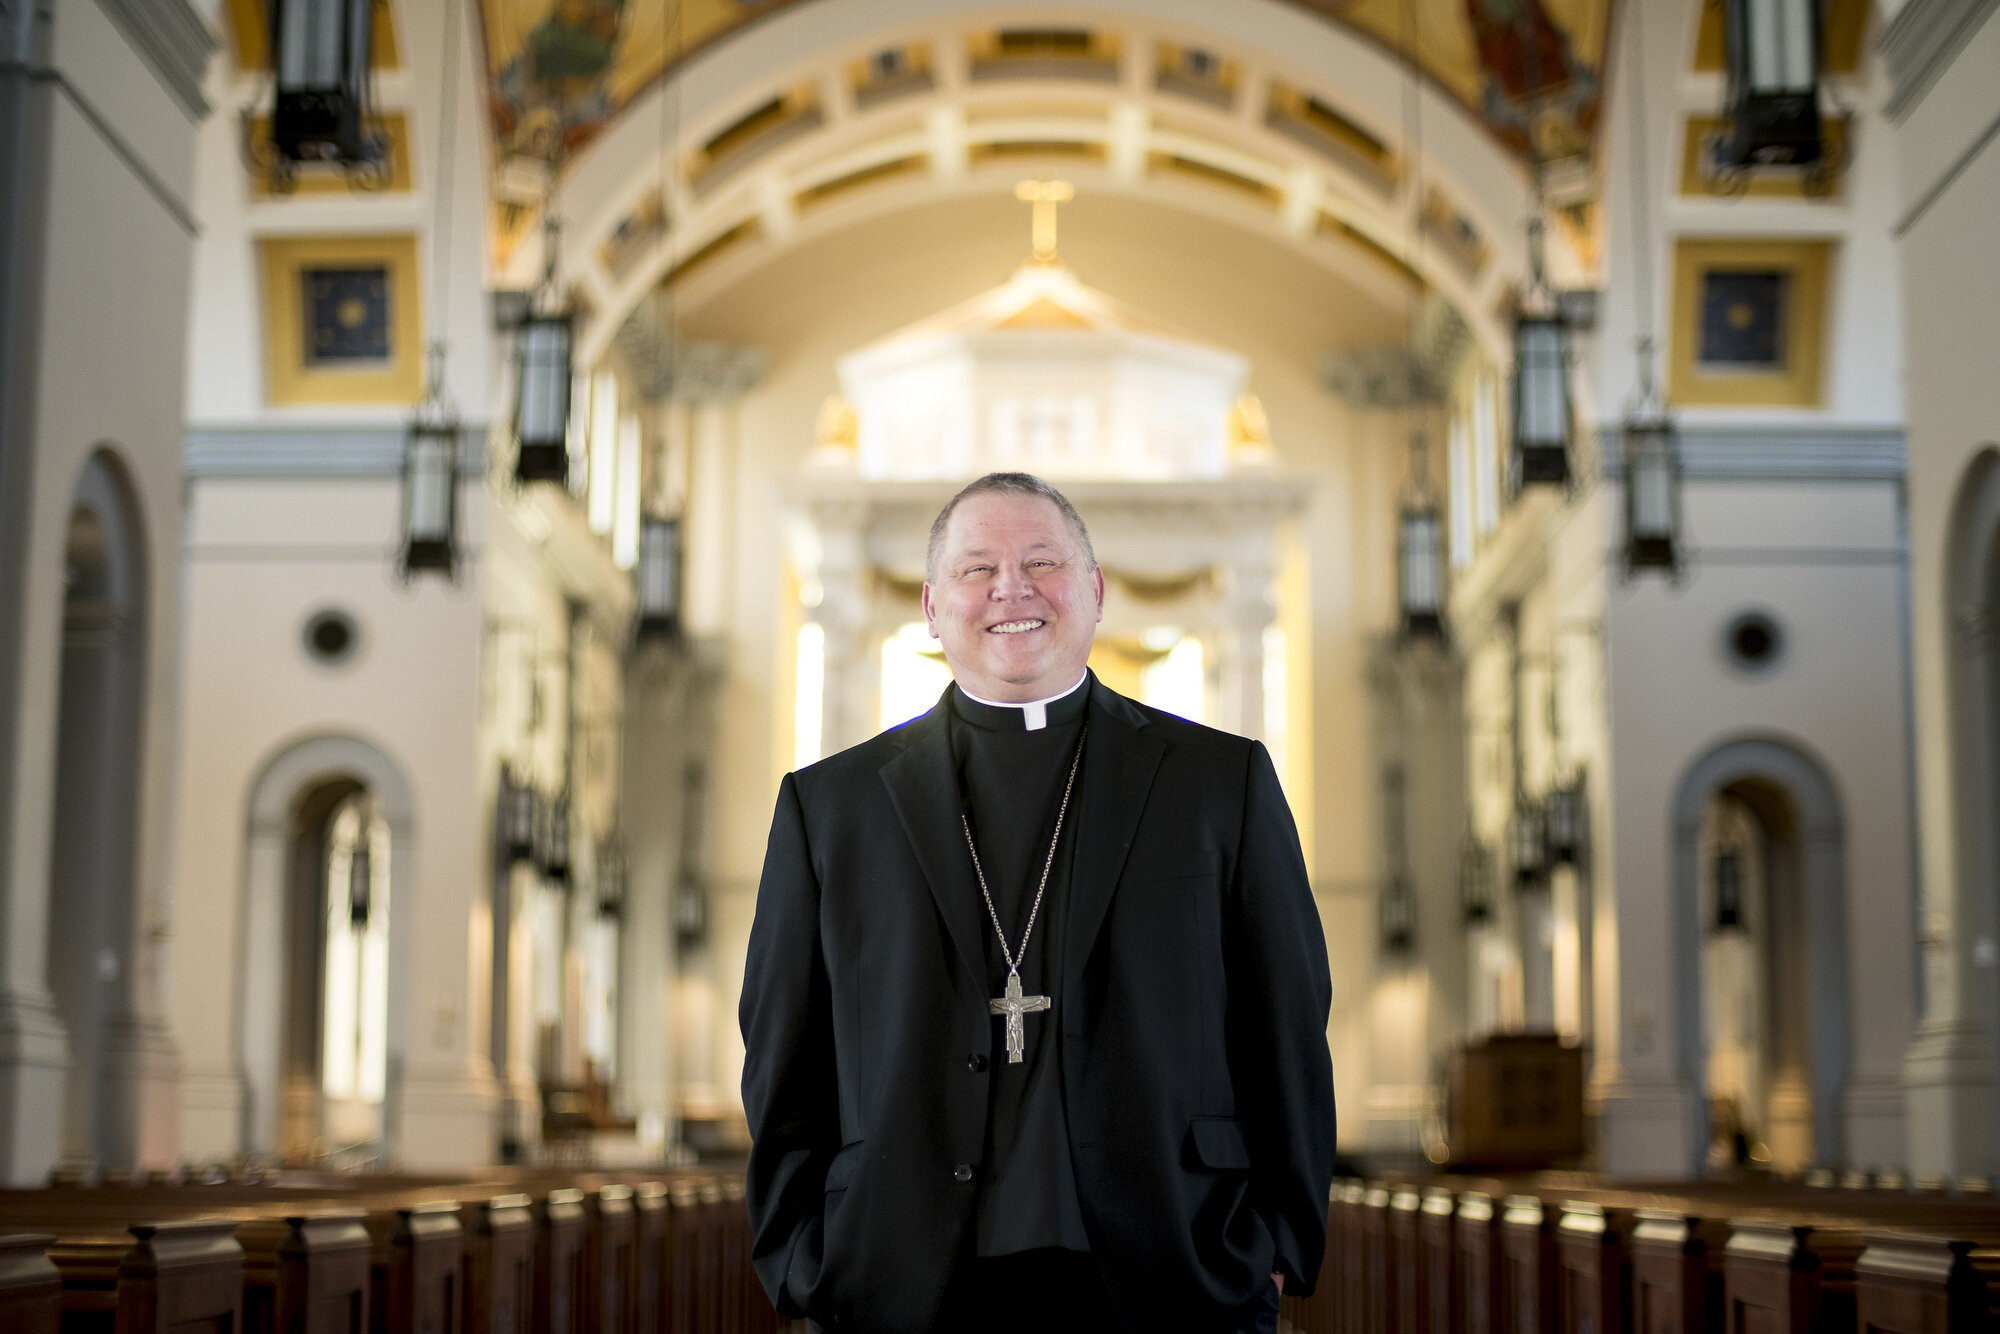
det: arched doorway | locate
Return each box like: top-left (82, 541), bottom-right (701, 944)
top-left (1673, 738), bottom-right (1849, 1176)
top-left (45, 450), bottom-right (147, 1172)
top-left (1695, 782), bottom-right (1812, 1172)
top-left (1940, 445), bottom-right (2000, 1162)
top-left (241, 735), bottom-right (414, 1165)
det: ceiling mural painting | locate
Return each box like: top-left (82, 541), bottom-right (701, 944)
top-left (473, 0), bottom-right (1614, 170)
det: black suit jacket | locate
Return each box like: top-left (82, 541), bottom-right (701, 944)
top-left (740, 679), bottom-right (1336, 1333)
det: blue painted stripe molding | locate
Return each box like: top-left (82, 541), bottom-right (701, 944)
top-left (1595, 424), bottom-right (1905, 482)
top-left (185, 425), bottom-right (495, 478)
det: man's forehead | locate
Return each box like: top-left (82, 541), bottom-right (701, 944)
top-left (944, 493), bottom-right (1072, 544)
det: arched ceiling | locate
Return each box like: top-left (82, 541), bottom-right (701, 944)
top-left (488, 0), bottom-right (1599, 371)
top-left (477, 0), bottom-right (1611, 167)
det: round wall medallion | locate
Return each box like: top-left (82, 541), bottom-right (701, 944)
top-left (1724, 611), bottom-right (1783, 671)
top-left (303, 608), bottom-right (361, 665)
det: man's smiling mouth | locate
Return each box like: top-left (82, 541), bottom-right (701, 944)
top-left (987, 619), bottom-right (1045, 634)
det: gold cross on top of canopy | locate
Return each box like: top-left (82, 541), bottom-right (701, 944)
top-left (1015, 179), bottom-right (1074, 264)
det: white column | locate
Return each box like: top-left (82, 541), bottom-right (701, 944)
top-left (1218, 543), bottom-right (1276, 740)
top-left (808, 503), bottom-right (877, 758)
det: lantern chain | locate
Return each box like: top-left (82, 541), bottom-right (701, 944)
top-left (423, 0), bottom-right (466, 421)
top-left (1624, 1), bottom-right (1664, 421)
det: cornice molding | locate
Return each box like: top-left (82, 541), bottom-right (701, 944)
top-left (95, 0), bottom-right (217, 121)
top-left (1881, 0), bottom-right (1999, 122)
top-left (1596, 423), bottom-right (1905, 482)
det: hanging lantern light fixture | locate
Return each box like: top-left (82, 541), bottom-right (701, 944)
top-left (1544, 781), bottom-right (1583, 865)
top-left (513, 312), bottom-right (575, 484)
top-left (1397, 433), bottom-right (1447, 642)
top-left (1380, 874), bottom-right (1417, 956)
top-left (1719, 0), bottom-right (1822, 171)
top-left (1512, 799), bottom-right (1547, 887)
top-left (539, 792), bottom-right (573, 884)
top-left (1510, 310), bottom-right (1573, 489)
top-left (1714, 850), bottom-right (1745, 930)
top-left (1623, 414), bottom-right (1682, 574)
top-left (596, 836), bottom-right (627, 919)
top-left (501, 770), bottom-right (539, 864)
top-left (401, 342), bottom-right (461, 578)
top-left (1459, 833), bottom-right (1494, 925)
top-left (347, 827), bottom-right (373, 928)
top-left (269, 0), bottom-right (379, 172)
top-left (636, 515), bottom-right (683, 640)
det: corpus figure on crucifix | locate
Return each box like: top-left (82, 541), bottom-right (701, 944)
top-left (742, 472), bottom-right (1337, 1334)
top-left (1015, 178), bottom-right (1074, 264)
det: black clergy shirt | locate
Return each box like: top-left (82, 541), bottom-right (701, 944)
top-left (947, 674), bottom-right (1092, 1257)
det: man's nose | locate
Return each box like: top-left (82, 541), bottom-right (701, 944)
top-left (990, 563), bottom-right (1033, 599)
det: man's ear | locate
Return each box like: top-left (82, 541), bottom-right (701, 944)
top-left (922, 581), bottom-right (939, 636)
top-left (1092, 566), bottom-right (1106, 621)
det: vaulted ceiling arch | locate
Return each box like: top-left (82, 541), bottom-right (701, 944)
top-left (489, 0), bottom-right (1591, 372)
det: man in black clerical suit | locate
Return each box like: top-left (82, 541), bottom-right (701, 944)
top-left (741, 473), bottom-right (1337, 1333)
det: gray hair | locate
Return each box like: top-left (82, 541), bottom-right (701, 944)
top-left (925, 472), bottom-right (1098, 583)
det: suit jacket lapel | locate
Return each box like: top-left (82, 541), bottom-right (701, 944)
top-left (1064, 680), bottom-right (1167, 1004)
top-left (879, 694), bottom-right (991, 992)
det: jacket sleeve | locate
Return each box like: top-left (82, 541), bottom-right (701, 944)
top-left (739, 772), bottom-right (839, 1318)
top-left (1225, 740), bottom-right (1337, 1295)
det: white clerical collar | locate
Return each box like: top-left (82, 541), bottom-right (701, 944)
top-left (957, 673), bottom-right (1088, 732)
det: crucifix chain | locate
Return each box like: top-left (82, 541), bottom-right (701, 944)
top-left (960, 722), bottom-right (1088, 1062)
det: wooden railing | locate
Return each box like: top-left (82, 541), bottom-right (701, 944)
top-left (1280, 1173), bottom-right (2000, 1334)
top-left (0, 1166), bottom-right (784, 1334)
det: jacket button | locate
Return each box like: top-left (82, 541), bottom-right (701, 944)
top-left (966, 1054), bottom-right (987, 1073)
top-left (953, 1163), bottom-right (973, 1183)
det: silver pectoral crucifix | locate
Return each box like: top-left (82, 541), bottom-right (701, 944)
top-left (989, 970), bottom-right (1051, 1064)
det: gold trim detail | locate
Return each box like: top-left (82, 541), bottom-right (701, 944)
top-left (1669, 237), bottom-right (1831, 409)
top-left (261, 233), bottom-right (423, 406)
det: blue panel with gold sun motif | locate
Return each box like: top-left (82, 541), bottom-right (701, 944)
top-left (304, 265), bottom-right (392, 364)
top-left (1697, 270), bottom-right (1787, 368)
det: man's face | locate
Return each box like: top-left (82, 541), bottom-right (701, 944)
top-left (923, 492), bottom-right (1104, 703)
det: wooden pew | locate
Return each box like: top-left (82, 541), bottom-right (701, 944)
top-left (534, 1189), bottom-right (588, 1334)
top-left (665, 1180), bottom-right (703, 1334)
top-left (1853, 1231), bottom-right (1990, 1333)
top-left (117, 1219), bottom-right (246, 1334)
top-left (462, 1194), bottom-right (533, 1334)
top-left (631, 1183), bottom-right (666, 1334)
top-left (1339, 1181), bottom-right (1367, 1334)
top-left (1419, 1187), bottom-right (1457, 1334)
top-left (381, 1202), bottom-right (461, 1334)
top-left (1458, 1191), bottom-right (1503, 1334)
top-left (275, 1211), bottom-right (372, 1334)
top-left (1388, 1186), bottom-right (1423, 1334)
top-left (1502, 1193), bottom-right (1557, 1334)
top-left (0, 1233), bottom-right (60, 1334)
top-left (1554, 1201), bottom-right (1628, 1334)
top-left (1722, 1219), bottom-right (1861, 1333)
top-left (1361, 1185), bottom-right (1395, 1334)
top-left (1628, 1209), bottom-right (1723, 1334)
top-left (586, 1185), bottom-right (634, 1334)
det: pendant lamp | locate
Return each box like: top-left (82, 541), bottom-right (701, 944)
top-left (347, 835), bottom-right (373, 928)
top-left (513, 313), bottom-right (575, 484)
top-left (270, 0), bottom-right (376, 166)
top-left (1623, 416), bottom-right (1682, 573)
top-left (1512, 799), bottom-right (1546, 887)
top-left (1459, 834), bottom-right (1494, 925)
top-left (1511, 313), bottom-right (1573, 488)
top-left (1380, 874), bottom-right (1417, 956)
top-left (502, 771), bottom-right (538, 864)
top-left (1397, 433), bottom-right (1447, 641)
top-left (1544, 782), bottom-right (1583, 865)
top-left (399, 419), bottom-right (459, 576)
top-left (636, 516), bottom-right (683, 640)
top-left (1720, 0), bottom-right (1822, 169)
top-left (1714, 850), bottom-right (1745, 929)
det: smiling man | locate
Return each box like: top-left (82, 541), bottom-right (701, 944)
top-left (741, 472), bottom-right (1336, 1334)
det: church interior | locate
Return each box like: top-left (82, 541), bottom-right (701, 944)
top-left (3, 0), bottom-right (2000, 1327)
